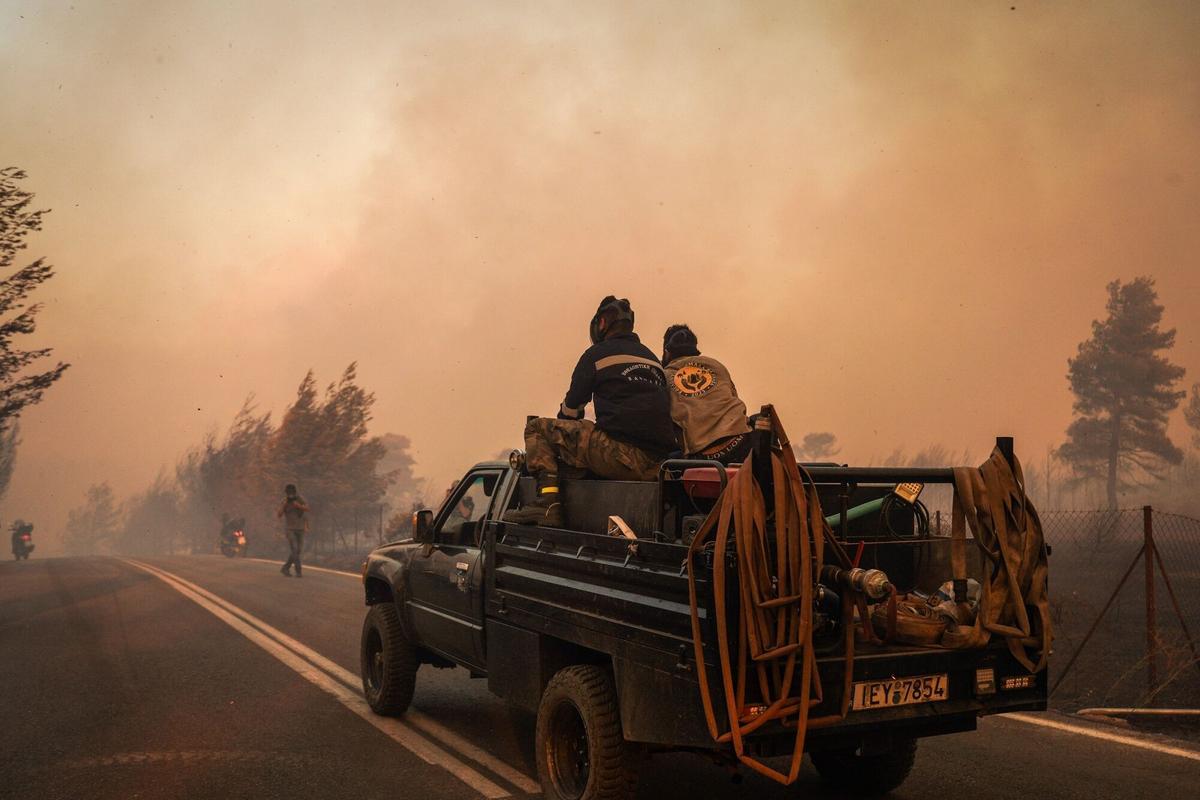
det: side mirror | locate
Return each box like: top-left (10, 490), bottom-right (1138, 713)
top-left (413, 509), bottom-right (435, 543)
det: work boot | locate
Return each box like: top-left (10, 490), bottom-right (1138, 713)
top-left (503, 474), bottom-right (564, 527)
top-left (281, 565), bottom-right (292, 577)
top-left (503, 495), bottom-right (564, 527)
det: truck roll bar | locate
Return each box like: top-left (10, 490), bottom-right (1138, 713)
top-left (804, 466), bottom-right (956, 484)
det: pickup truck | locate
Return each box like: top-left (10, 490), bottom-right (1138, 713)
top-left (359, 443), bottom-right (1047, 799)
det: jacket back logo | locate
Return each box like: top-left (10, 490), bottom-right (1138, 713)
top-left (673, 363), bottom-right (716, 397)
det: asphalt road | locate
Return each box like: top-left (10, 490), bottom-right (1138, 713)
top-left (2, 555), bottom-right (1197, 800)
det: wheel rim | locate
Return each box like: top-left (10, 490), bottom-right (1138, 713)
top-left (365, 628), bottom-right (384, 695)
top-left (546, 700), bottom-right (589, 800)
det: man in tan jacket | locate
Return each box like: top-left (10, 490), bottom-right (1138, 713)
top-left (661, 325), bottom-right (753, 465)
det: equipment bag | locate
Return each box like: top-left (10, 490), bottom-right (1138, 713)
top-left (943, 447), bottom-right (1052, 672)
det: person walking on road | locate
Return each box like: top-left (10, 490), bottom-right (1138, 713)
top-left (277, 484), bottom-right (309, 578)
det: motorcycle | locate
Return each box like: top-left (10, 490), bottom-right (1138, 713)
top-left (12, 529), bottom-right (34, 560)
top-left (219, 529), bottom-right (247, 558)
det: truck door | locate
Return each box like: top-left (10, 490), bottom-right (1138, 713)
top-left (408, 470), bottom-right (499, 670)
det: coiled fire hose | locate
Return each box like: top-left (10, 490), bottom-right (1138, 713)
top-left (685, 406), bottom-right (887, 785)
top-left (684, 415), bottom-right (1051, 785)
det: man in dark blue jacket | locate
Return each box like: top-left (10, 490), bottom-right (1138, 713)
top-left (504, 296), bottom-right (677, 527)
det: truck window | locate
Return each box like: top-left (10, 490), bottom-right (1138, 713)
top-left (436, 472), bottom-right (499, 547)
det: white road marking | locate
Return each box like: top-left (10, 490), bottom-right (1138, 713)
top-left (1001, 712), bottom-right (1200, 763)
top-left (124, 559), bottom-right (519, 798)
top-left (404, 711), bottom-right (540, 794)
top-left (245, 557), bottom-right (360, 578)
top-left (141, 560), bottom-right (540, 793)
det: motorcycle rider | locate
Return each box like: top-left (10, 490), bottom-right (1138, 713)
top-left (219, 513), bottom-right (246, 555)
top-left (10, 519), bottom-right (34, 560)
top-left (504, 296), bottom-right (677, 527)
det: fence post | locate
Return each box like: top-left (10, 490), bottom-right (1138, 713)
top-left (1143, 505), bottom-right (1158, 701)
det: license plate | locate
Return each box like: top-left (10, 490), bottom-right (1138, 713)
top-left (852, 674), bottom-right (948, 710)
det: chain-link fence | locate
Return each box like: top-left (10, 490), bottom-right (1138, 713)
top-left (1042, 507), bottom-right (1200, 711)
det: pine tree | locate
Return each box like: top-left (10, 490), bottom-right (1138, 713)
top-left (64, 482), bottom-right (121, 555)
top-left (269, 370), bottom-right (322, 495)
top-left (116, 474), bottom-right (181, 555)
top-left (0, 422), bottom-right (18, 502)
top-left (795, 432), bottom-right (840, 461)
top-left (267, 364), bottom-right (390, 546)
top-left (169, 366), bottom-right (394, 554)
top-left (0, 168), bottom-right (68, 424)
top-left (176, 398), bottom-right (274, 550)
top-left (1059, 277), bottom-right (1186, 508)
top-left (378, 433), bottom-right (423, 514)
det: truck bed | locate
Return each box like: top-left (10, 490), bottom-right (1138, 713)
top-left (484, 519), bottom-right (1046, 750)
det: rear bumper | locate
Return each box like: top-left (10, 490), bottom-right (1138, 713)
top-left (621, 640), bottom-right (1047, 751)
top-left (745, 645), bottom-right (1048, 755)
top-left (745, 692), bottom-right (1044, 757)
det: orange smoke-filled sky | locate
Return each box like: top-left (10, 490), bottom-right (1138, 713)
top-left (1, 1), bottom-right (1198, 543)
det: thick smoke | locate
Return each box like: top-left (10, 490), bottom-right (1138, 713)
top-left (0, 1), bottom-right (1197, 547)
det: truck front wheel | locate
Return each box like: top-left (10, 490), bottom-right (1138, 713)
top-left (360, 603), bottom-right (417, 715)
top-left (809, 736), bottom-right (918, 796)
top-left (535, 665), bottom-right (637, 800)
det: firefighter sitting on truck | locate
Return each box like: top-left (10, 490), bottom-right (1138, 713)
top-left (661, 324), bottom-right (753, 465)
top-left (504, 296), bottom-right (678, 528)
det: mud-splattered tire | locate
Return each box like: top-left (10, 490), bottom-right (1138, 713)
top-left (535, 665), bottom-right (636, 800)
top-left (360, 603), bottom-right (418, 715)
top-left (810, 737), bottom-right (917, 796)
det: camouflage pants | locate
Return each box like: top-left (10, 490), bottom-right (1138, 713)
top-left (523, 418), bottom-right (660, 482)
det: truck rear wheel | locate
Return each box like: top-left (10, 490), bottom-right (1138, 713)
top-left (360, 603), bottom-right (417, 715)
top-left (535, 665), bottom-right (636, 800)
top-left (809, 737), bottom-right (917, 796)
